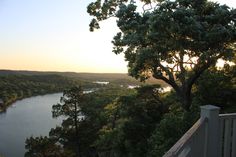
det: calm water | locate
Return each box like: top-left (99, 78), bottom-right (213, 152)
top-left (0, 93), bottom-right (63, 157)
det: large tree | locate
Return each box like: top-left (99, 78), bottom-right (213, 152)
top-left (52, 86), bottom-right (84, 157)
top-left (87, 0), bottom-right (236, 111)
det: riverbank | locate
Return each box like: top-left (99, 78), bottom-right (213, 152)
top-left (0, 91), bottom-right (63, 113)
top-left (0, 74), bottom-right (89, 113)
top-left (0, 87), bottom-right (97, 113)
top-left (0, 93), bottom-right (63, 157)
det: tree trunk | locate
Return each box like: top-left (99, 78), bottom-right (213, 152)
top-left (181, 91), bottom-right (192, 112)
top-left (175, 84), bottom-right (192, 112)
top-left (74, 103), bottom-right (80, 157)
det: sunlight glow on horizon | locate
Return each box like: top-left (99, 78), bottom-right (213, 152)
top-left (0, 0), bottom-right (127, 73)
top-left (0, 0), bottom-right (235, 73)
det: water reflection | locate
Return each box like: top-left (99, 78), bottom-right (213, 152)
top-left (0, 93), bottom-right (62, 157)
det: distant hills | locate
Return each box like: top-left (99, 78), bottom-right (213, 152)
top-left (0, 69), bottom-right (167, 86)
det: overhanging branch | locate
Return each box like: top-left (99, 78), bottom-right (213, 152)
top-left (152, 70), bottom-right (180, 94)
top-left (156, 61), bottom-right (176, 83)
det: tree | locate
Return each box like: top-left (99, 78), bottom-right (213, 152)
top-left (95, 85), bottom-right (166, 157)
top-left (25, 136), bottom-right (75, 157)
top-left (52, 86), bottom-right (84, 157)
top-left (194, 65), bottom-right (236, 111)
top-left (24, 85), bottom-right (136, 157)
top-left (87, 0), bottom-right (236, 111)
top-left (147, 111), bottom-right (185, 157)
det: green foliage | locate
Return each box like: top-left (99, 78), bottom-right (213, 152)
top-left (52, 86), bottom-right (84, 118)
top-left (23, 66), bottom-right (235, 157)
top-left (195, 65), bottom-right (236, 112)
top-left (25, 136), bottom-right (75, 157)
top-left (25, 85), bottom-right (135, 157)
top-left (0, 70), bottom-right (166, 86)
top-left (25, 86), bottom-right (89, 157)
top-left (51, 86), bottom-right (84, 157)
top-left (0, 74), bottom-right (80, 110)
top-left (76, 85), bottom-right (136, 156)
top-left (88, 0), bottom-right (236, 110)
top-left (147, 111), bottom-right (185, 157)
top-left (95, 85), bottom-right (167, 157)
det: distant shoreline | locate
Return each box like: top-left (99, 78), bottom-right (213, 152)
top-left (0, 69), bottom-right (168, 86)
top-left (0, 91), bottom-right (63, 113)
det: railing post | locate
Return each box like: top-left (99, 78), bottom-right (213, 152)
top-left (200, 105), bottom-right (220, 157)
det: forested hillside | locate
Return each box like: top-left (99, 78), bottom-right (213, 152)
top-left (0, 69), bottom-right (167, 112)
top-left (0, 74), bottom-right (98, 111)
top-left (0, 70), bottom-right (167, 86)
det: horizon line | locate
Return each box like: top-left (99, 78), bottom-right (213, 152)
top-left (0, 69), bottom-right (128, 74)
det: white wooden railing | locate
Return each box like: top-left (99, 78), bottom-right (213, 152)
top-left (163, 105), bottom-right (236, 157)
top-left (163, 118), bottom-right (208, 157)
top-left (219, 113), bottom-right (236, 157)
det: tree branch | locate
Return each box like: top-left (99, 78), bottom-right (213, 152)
top-left (156, 61), bottom-right (176, 83)
top-left (152, 70), bottom-right (180, 94)
top-left (179, 51), bottom-right (186, 85)
top-left (187, 58), bottom-right (216, 89)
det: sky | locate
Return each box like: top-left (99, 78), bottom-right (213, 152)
top-left (0, 0), bottom-right (235, 73)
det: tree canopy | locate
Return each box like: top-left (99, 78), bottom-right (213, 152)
top-left (87, 0), bottom-right (236, 110)
top-left (24, 74), bottom-right (235, 157)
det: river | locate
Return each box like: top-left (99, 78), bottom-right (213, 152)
top-left (0, 93), bottom-right (63, 157)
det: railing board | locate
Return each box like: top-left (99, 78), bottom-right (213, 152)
top-left (163, 118), bottom-right (207, 157)
top-left (220, 113), bottom-right (236, 119)
top-left (177, 146), bottom-right (191, 157)
top-left (219, 114), bottom-right (236, 157)
top-left (223, 119), bottom-right (232, 157)
top-left (203, 120), bottom-right (208, 157)
top-left (219, 118), bottom-right (224, 157)
top-left (163, 106), bottom-right (236, 157)
top-left (195, 122), bottom-right (206, 157)
top-left (191, 131), bottom-right (197, 157)
top-left (232, 119), bottom-right (236, 157)
top-left (202, 122), bottom-right (207, 157)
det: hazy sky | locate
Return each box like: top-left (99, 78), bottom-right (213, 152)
top-left (0, 0), bottom-right (235, 73)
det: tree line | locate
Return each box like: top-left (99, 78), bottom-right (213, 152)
top-left (0, 74), bottom-right (100, 111)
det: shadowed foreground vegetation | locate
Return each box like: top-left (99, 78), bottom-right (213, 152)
top-left (25, 66), bottom-right (235, 157)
